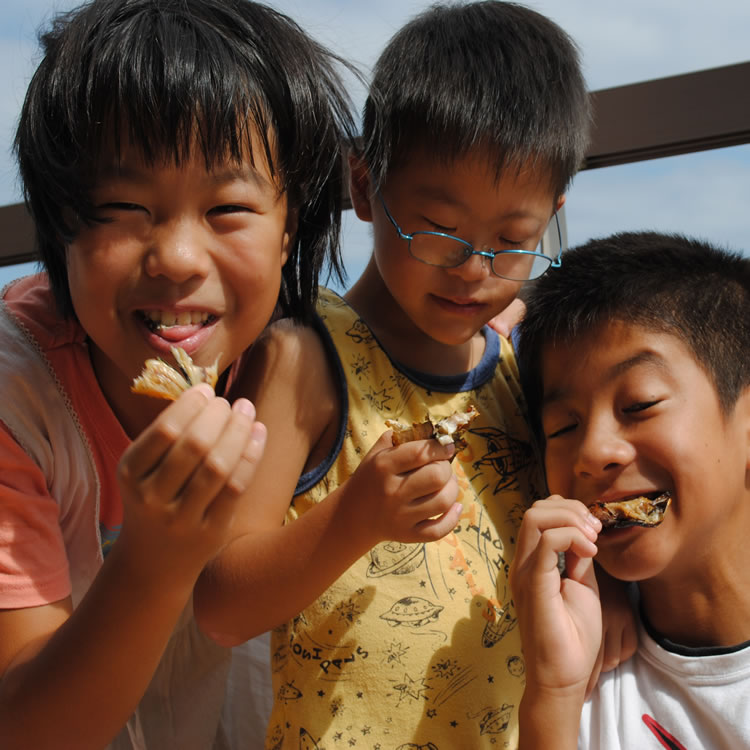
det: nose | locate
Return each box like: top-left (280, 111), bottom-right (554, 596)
top-left (143, 218), bottom-right (211, 283)
top-left (574, 417), bottom-right (635, 479)
top-left (445, 247), bottom-right (493, 281)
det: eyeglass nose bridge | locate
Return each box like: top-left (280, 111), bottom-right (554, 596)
top-left (452, 245), bottom-right (496, 272)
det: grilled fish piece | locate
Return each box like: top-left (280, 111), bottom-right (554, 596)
top-left (590, 492), bottom-right (672, 530)
top-left (131, 346), bottom-right (219, 400)
top-left (386, 405), bottom-right (479, 452)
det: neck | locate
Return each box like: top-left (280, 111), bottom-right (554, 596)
top-left (639, 553), bottom-right (750, 648)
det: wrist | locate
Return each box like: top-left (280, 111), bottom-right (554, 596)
top-left (519, 683), bottom-right (585, 750)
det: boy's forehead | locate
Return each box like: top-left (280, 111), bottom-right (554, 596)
top-left (540, 320), bottom-right (692, 400)
top-left (387, 144), bottom-right (559, 197)
top-left (384, 146), bottom-right (559, 212)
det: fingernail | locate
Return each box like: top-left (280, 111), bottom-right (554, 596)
top-left (233, 398), bottom-right (256, 418)
top-left (250, 421), bottom-right (267, 445)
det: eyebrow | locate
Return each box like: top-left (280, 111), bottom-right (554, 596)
top-left (97, 162), bottom-right (277, 195)
top-left (542, 349), bottom-right (669, 407)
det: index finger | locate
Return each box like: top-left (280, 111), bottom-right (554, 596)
top-left (387, 437), bottom-right (456, 474)
top-left (120, 384), bottom-right (215, 482)
top-left (515, 497), bottom-right (600, 568)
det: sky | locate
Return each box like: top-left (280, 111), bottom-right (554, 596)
top-left (1, 0), bottom-right (749, 290)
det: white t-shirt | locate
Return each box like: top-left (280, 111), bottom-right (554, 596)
top-left (580, 616), bottom-right (750, 750)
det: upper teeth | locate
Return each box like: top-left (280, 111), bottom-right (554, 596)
top-left (142, 311), bottom-right (211, 327)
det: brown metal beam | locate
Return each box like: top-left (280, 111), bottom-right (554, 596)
top-left (2, 61), bottom-right (749, 267)
top-left (0, 201), bottom-right (36, 268)
top-left (584, 61), bottom-right (750, 169)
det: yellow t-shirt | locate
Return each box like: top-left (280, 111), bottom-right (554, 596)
top-left (266, 288), bottom-right (545, 749)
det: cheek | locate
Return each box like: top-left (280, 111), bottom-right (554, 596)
top-left (543, 453), bottom-right (570, 496)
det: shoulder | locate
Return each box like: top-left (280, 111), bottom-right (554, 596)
top-left (232, 317), bottom-right (340, 455)
top-left (247, 317), bottom-right (331, 387)
top-left (2, 273), bottom-right (83, 350)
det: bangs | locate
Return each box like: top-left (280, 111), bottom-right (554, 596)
top-left (80, 7), bottom-right (277, 181)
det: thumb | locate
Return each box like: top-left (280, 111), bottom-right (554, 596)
top-left (372, 428), bottom-right (396, 453)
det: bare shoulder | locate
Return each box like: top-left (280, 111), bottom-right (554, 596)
top-left (239, 318), bottom-right (335, 421)
top-left (232, 317), bottom-right (340, 489)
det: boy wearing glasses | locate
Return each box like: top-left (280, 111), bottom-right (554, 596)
top-left (194, 3), bottom-right (596, 747)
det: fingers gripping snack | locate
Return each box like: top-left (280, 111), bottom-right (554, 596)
top-left (590, 492), bottom-right (672, 531)
top-left (386, 405), bottom-right (479, 452)
top-left (131, 346), bottom-right (219, 400)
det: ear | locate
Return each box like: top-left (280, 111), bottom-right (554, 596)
top-left (280, 205), bottom-right (298, 267)
top-left (555, 194), bottom-right (566, 214)
top-left (348, 153), bottom-right (374, 222)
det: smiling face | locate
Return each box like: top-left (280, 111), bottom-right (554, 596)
top-left (348, 148), bottom-right (561, 371)
top-left (541, 320), bottom-right (750, 587)
top-left (66, 131), bottom-right (294, 435)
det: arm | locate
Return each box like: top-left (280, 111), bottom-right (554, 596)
top-left (508, 496), bottom-right (603, 750)
top-left (193, 322), bottom-right (462, 644)
top-left (0, 385), bottom-right (265, 750)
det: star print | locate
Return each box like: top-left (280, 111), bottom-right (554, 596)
top-left (451, 720), bottom-right (459, 727)
top-left (361, 726), bottom-right (371, 735)
top-left (356, 692), bottom-right (364, 699)
top-left (488, 675), bottom-right (494, 683)
top-left (426, 709), bottom-right (437, 718)
top-left (419, 579), bottom-right (426, 587)
top-left (393, 673), bottom-right (430, 703)
top-left (334, 731), bottom-right (343, 742)
top-left (318, 690), bottom-right (326, 697)
top-left (384, 641), bottom-right (409, 667)
top-left (335, 599), bottom-right (361, 623)
top-left (364, 387), bottom-right (393, 410)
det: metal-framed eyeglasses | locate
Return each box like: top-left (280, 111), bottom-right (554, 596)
top-left (377, 192), bottom-right (563, 282)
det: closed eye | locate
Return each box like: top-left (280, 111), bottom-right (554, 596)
top-left (92, 202), bottom-right (146, 222)
top-left (546, 422), bottom-right (576, 439)
top-left (97, 202), bottom-right (144, 212)
top-left (424, 217), bottom-right (457, 233)
top-left (623, 400), bottom-right (659, 414)
top-left (209, 204), bottom-right (253, 215)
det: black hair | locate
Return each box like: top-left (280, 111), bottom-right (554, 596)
top-left (517, 231), bottom-right (750, 438)
top-left (14, 0), bottom-right (357, 321)
top-left (361, 1), bottom-right (591, 196)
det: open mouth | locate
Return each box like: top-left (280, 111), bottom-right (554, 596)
top-left (139, 310), bottom-right (216, 332)
top-left (590, 491), bottom-right (672, 531)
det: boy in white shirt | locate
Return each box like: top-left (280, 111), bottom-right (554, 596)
top-left (510, 231), bottom-right (750, 749)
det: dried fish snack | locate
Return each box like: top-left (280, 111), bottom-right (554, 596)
top-left (386, 405), bottom-right (479, 451)
top-left (590, 491), bottom-right (672, 530)
top-left (131, 346), bottom-right (219, 400)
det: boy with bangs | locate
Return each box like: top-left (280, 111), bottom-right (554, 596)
top-left (0, 0), bottom-right (355, 748)
top-left (510, 232), bottom-right (750, 748)
top-left (194, 3), bottom-right (606, 747)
